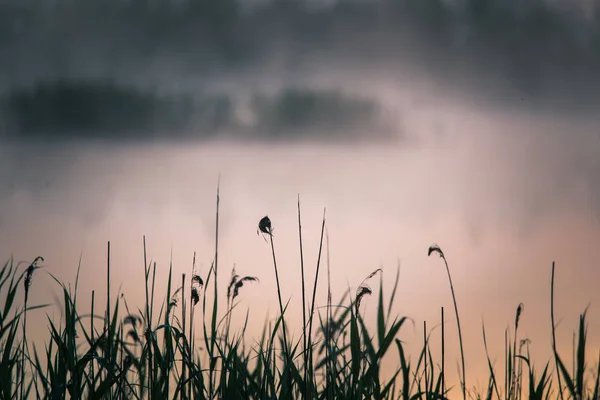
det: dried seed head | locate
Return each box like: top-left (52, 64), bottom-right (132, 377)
top-left (191, 274), bottom-right (204, 288)
top-left (356, 268), bottom-right (383, 313)
top-left (232, 276), bottom-right (259, 301)
top-left (32, 256), bottom-right (44, 266)
top-left (258, 216), bottom-right (272, 236)
top-left (515, 303), bottom-right (524, 330)
top-left (191, 286), bottom-right (199, 306)
top-left (24, 256), bottom-right (44, 303)
top-left (190, 271), bottom-right (204, 307)
top-left (355, 286), bottom-right (373, 313)
top-left (365, 268), bottom-right (383, 281)
top-left (227, 265), bottom-right (239, 302)
top-left (358, 268), bottom-right (382, 288)
top-left (24, 265), bottom-right (34, 290)
top-left (355, 268), bottom-right (382, 313)
top-left (428, 244), bottom-right (444, 258)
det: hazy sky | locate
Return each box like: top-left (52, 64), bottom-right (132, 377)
top-left (2, 0), bottom-right (600, 396)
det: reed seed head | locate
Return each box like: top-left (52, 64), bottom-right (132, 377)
top-left (356, 286), bottom-right (372, 313)
top-left (191, 274), bottom-right (204, 288)
top-left (515, 302), bottom-right (524, 330)
top-left (232, 276), bottom-right (259, 301)
top-left (227, 265), bottom-right (239, 302)
top-left (190, 274), bottom-right (204, 307)
top-left (365, 268), bottom-right (383, 281)
top-left (24, 256), bottom-right (44, 303)
top-left (258, 216), bottom-right (273, 236)
top-left (428, 244), bottom-right (445, 258)
top-left (355, 268), bottom-right (382, 313)
top-left (191, 286), bottom-right (200, 306)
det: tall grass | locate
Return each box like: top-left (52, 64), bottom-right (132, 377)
top-left (428, 244), bottom-right (466, 400)
top-left (1, 193), bottom-right (599, 400)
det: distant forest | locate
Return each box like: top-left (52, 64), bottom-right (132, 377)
top-left (0, 80), bottom-right (392, 141)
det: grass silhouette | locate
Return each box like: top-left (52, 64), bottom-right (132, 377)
top-left (0, 190), bottom-right (598, 400)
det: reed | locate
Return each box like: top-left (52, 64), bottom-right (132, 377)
top-left (0, 194), bottom-right (598, 400)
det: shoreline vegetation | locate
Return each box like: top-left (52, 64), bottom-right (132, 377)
top-left (0, 188), bottom-right (597, 400)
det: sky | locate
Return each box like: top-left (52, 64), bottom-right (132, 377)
top-left (2, 0), bottom-right (600, 396)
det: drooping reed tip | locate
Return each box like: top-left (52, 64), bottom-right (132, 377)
top-left (191, 274), bottom-right (204, 287)
top-left (232, 276), bottom-right (259, 301)
top-left (24, 256), bottom-right (44, 301)
top-left (428, 244), bottom-right (444, 258)
top-left (258, 215), bottom-right (273, 236)
top-left (355, 268), bottom-right (382, 312)
top-left (356, 286), bottom-right (373, 312)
